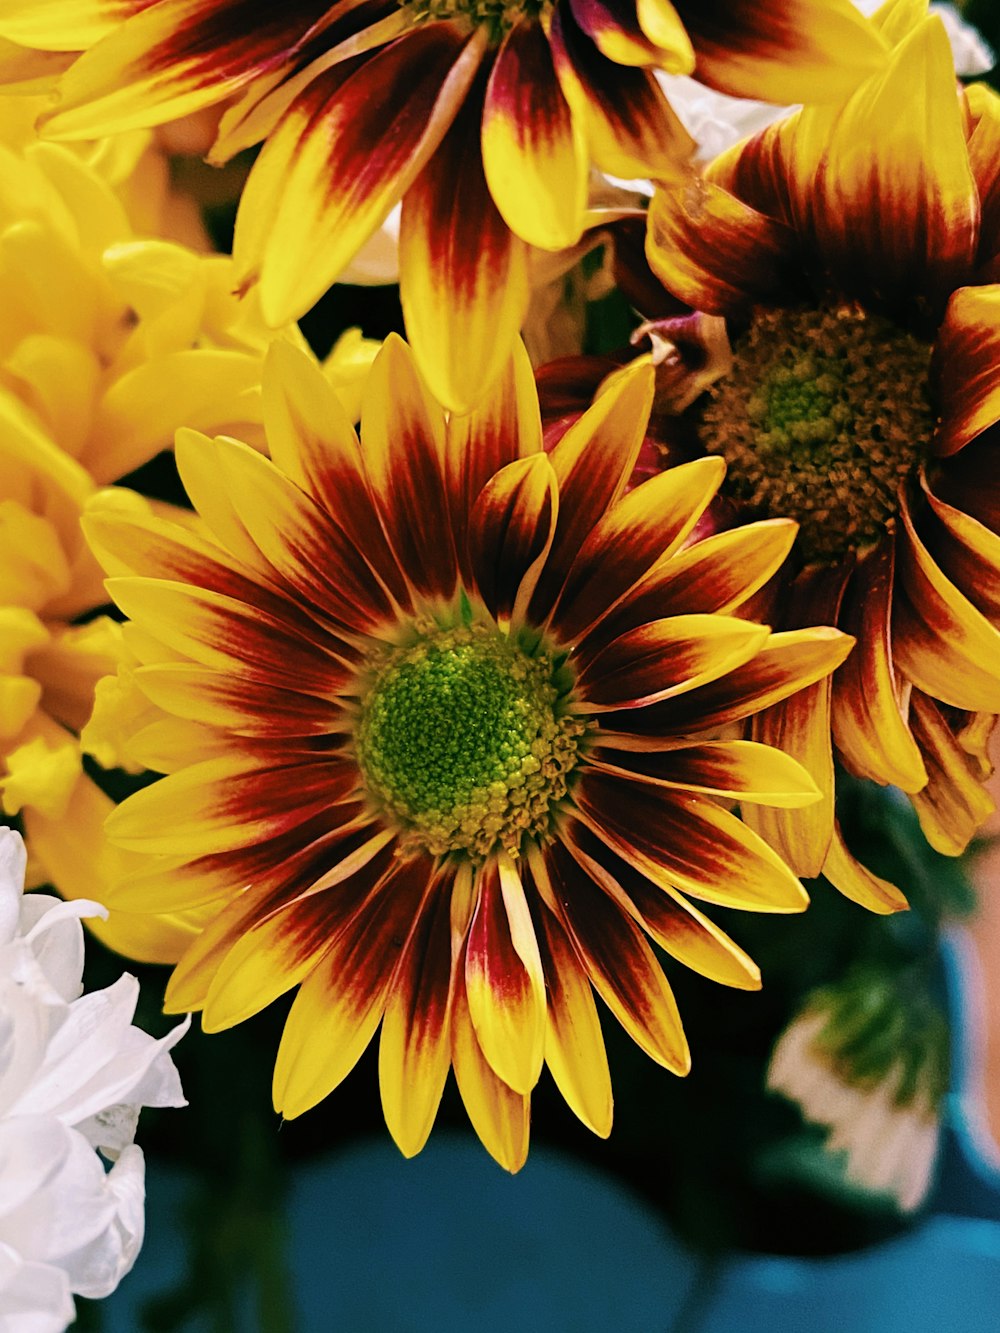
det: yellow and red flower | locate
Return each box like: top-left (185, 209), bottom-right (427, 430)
top-left (82, 335), bottom-right (852, 1167)
top-left (0, 0), bottom-right (888, 410)
top-left (643, 10), bottom-right (1000, 906)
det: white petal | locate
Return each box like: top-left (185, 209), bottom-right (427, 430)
top-left (0, 1242), bottom-right (75, 1333)
top-left (58, 1145), bottom-right (146, 1300)
top-left (0, 831), bottom-right (27, 946)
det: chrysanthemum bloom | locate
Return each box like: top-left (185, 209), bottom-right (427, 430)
top-left (643, 11), bottom-right (1000, 908)
top-left (0, 121), bottom-right (378, 957)
top-left (0, 829), bottom-right (188, 1330)
top-left (0, 0), bottom-right (888, 411)
top-left (81, 335), bottom-right (853, 1168)
top-left (769, 967), bottom-right (948, 1212)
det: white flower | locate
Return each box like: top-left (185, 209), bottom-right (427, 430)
top-left (0, 828), bottom-right (188, 1333)
top-left (769, 1011), bottom-right (940, 1213)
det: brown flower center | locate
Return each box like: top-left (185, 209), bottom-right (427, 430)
top-left (700, 304), bottom-right (935, 564)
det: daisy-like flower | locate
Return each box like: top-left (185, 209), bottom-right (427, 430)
top-left (0, 828), bottom-right (188, 1331)
top-left (768, 968), bottom-right (948, 1213)
top-left (0, 0), bottom-right (888, 411)
top-left (642, 9), bottom-right (1000, 908)
top-left (81, 335), bottom-right (852, 1169)
top-left (0, 116), bottom-right (378, 958)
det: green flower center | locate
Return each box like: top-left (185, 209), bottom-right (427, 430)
top-left (355, 624), bottom-right (583, 859)
top-left (701, 304), bottom-right (935, 563)
top-left (402, 0), bottom-right (545, 41)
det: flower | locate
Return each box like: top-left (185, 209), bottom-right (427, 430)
top-left (768, 967), bottom-right (948, 1212)
top-left (0, 1), bottom-right (888, 412)
top-left (641, 11), bottom-right (1000, 906)
top-left (0, 828), bottom-right (188, 1331)
top-left (0, 112), bottom-right (380, 956)
top-left (80, 334), bottom-right (852, 1169)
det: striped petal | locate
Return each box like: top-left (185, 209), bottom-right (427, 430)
top-left (550, 456), bottom-right (725, 642)
top-left (610, 626), bottom-right (854, 736)
top-left (744, 562), bottom-right (851, 879)
top-left (529, 889), bottom-right (612, 1137)
top-left (132, 663), bottom-right (341, 738)
top-left (106, 754), bottom-right (357, 856)
top-left (379, 877), bottom-right (455, 1158)
top-left (262, 340), bottom-right (411, 611)
top-left (590, 739), bottom-right (819, 807)
top-left (909, 691), bottom-right (995, 857)
top-left (671, 0), bottom-right (886, 104)
top-left (399, 76), bottom-right (532, 413)
top-left (529, 358), bottom-right (654, 622)
top-left (575, 770), bottom-right (808, 912)
top-left (779, 17), bottom-right (977, 323)
top-left (446, 339), bottom-right (541, 583)
top-left (933, 285), bottom-right (1000, 458)
top-left (208, 432), bottom-right (395, 631)
top-left (451, 968), bottom-right (530, 1172)
top-left (893, 489), bottom-right (1000, 712)
top-left (822, 824), bottom-right (908, 915)
top-left (549, 2), bottom-right (693, 180)
top-left (921, 469), bottom-right (1000, 625)
top-left (105, 577), bottom-right (347, 692)
top-left (646, 173), bottom-right (800, 318)
top-left (561, 823), bottom-right (760, 990)
top-left (465, 856), bottom-right (546, 1096)
top-left (570, 0), bottom-right (693, 69)
top-left (831, 539), bottom-right (927, 792)
top-left (575, 614), bottom-right (770, 711)
top-left (273, 856), bottom-right (433, 1118)
top-left (469, 454), bottom-right (558, 632)
top-left (540, 841), bottom-right (690, 1074)
top-left (43, 0), bottom-right (325, 137)
top-left (481, 20), bottom-right (587, 250)
top-left (360, 335), bottom-right (457, 602)
top-left (236, 22), bottom-right (486, 327)
top-left (587, 519), bottom-right (798, 652)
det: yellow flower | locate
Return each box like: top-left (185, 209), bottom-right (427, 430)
top-left (0, 115), bottom-right (378, 957)
top-left (83, 335), bottom-right (853, 1167)
top-left (0, 0), bottom-right (888, 410)
top-left (643, 10), bottom-right (1000, 903)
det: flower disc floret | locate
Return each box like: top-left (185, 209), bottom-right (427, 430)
top-left (356, 624), bottom-right (583, 858)
top-left (700, 304), bottom-right (935, 563)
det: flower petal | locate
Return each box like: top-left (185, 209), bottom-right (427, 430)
top-left (909, 691), bottom-right (995, 857)
top-left (469, 454), bottom-right (558, 632)
top-left (646, 172), bottom-right (800, 317)
top-left (550, 456), bottom-right (725, 642)
top-left (132, 662), bottom-right (341, 738)
top-left (822, 823), bottom-right (908, 914)
top-left (744, 561), bottom-right (851, 879)
top-left (575, 614), bottom-right (770, 711)
top-left (831, 539), bottom-right (927, 792)
top-left (399, 76), bottom-right (531, 413)
top-left (560, 824), bottom-right (761, 990)
top-left (360, 334), bottom-right (458, 603)
top-left (589, 738), bottom-right (820, 808)
top-left (43, 0), bottom-right (325, 136)
top-left (465, 856), bottom-right (546, 1096)
top-left (549, 2), bottom-right (693, 180)
top-left (672, 0), bottom-right (886, 104)
top-left (261, 340), bottom-right (411, 611)
top-left (379, 876), bottom-right (455, 1158)
top-left (529, 358), bottom-right (654, 622)
top-left (575, 770), bottom-right (808, 912)
top-left (539, 841), bottom-right (690, 1074)
top-left (481, 19), bottom-right (588, 249)
top-left (893, 488), bottom-right (1000, 712)
top-left (610, 626), bottom-right (854, 736)
top-left (529, 888), bottom-right (612, 1137)
top-left (933, 284), bottom-right (1000, 457)
top-left (451, 968), bottom-right (530, 1172)
top-left (273, 856), bottom-right (433, 1118)
top-left (237, 22), bottom-right (486, 326)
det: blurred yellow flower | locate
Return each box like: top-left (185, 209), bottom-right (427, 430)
top-left (0, 114), bottom-right (379, 958)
